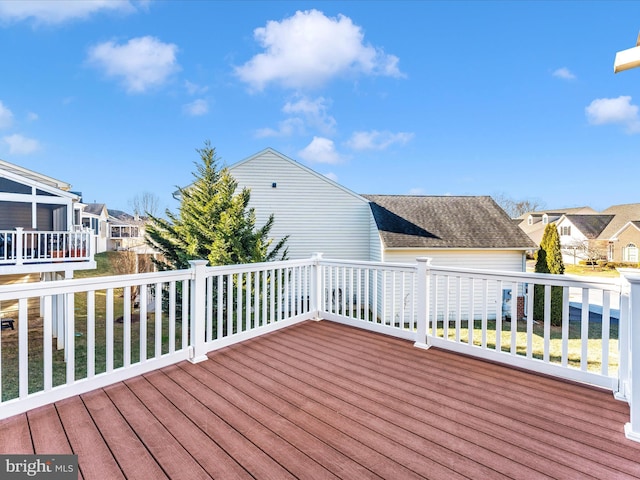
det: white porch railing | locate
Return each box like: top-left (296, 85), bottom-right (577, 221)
top-left (0, 254), bottom-right (639, 442)
top-left (0, 228), bottom-right (93, 265)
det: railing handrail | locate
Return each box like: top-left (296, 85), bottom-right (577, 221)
top-left (206, 257), bottom-right (315, 275)
top-left (319, 257), bottom-right (418, 272)
top-left (0, 269), bottom-right (192, 300)
top-left (0, 253), bottom-right (637, 443)
top-left (429, 264), bottom-right (622, 291)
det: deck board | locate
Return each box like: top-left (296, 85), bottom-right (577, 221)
top-left (2, 320), bottom-right (640, 479)
top-left (82, 389), bottom-right (169, 479)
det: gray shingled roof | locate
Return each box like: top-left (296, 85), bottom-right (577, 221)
top-left (564, 215), bottom-right (614, 239)
top-left (600, 203), bottom-right (640, 239)
top-left (83, 203), bottom-right (106, 215)
top-left (363, 195), bottom-right (537, 249)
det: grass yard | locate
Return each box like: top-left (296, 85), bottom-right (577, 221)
top-left (435, 316), bottom-right (619, 375)
top-left (0, 292), bottom-right (187, 401)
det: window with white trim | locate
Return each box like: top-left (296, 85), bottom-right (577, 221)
top-left (623, 243), bottom-right (639, 262)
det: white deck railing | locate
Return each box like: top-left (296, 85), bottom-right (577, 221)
top-left (0, 254), bottom-right (639, 442)
top-left (0, 227), bottom-right (93, 265)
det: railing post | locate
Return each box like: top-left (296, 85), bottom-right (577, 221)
top-left (616, 273), bottom-right (631, 401)
top-left (15, 227), bottom-right (23, 265)
top-left (310, 253), bottom-right (323, 321)
top-left (622, 272), bottom-right (640, 442)
top-left (414, 257), bottom-right (432, 350)
top-left (188, 260), bottom-right (209, 363)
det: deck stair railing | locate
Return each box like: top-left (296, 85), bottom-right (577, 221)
top-left (0, 254), bottom-right (640, 442)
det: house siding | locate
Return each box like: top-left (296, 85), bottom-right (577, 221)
top-left (612, 226), bottom-right (640, 263)
top-left (229, 150), bottom-right (371, 261)
top-left (378, 249), bottom-right (526, 323)
top-left (0, 201), bottom-right (31, 230)
top-left (382, 249), bottom-right (526, 271)
top-left (369, 215), bottom-right (382, 262)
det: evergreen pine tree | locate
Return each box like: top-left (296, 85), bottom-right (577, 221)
top-left (533, 223), bottom-right (564, 325)
top-left (145, 141), bottom-right (288, 270)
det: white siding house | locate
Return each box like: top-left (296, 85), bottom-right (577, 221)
top-left (363, 195), bottom-right (536, 322)
top-left (228, 148), bottom-right (372, 261)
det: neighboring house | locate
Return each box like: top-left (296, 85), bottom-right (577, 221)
top-left (518, 203), bottom-right (640, 265)
top-left (0, 159), bottom-right (96, 277)
top-left (79, 204), bottom-right (153, 254)
top-left (224, 148), bottom-right (536, 273)
top-left (108, 210), bottom-right (152, 254)
top-left (364, 195), bottom-right (536, 269)
top-left (518, 207), bottom-right (597, 247)
top-left (555, 214), bottom-right (614, 264)
top-left (600, 203), bottom-right (640, 263)
top-left (610, 221), bottom-right (640, 263)
top-left (228, 148), bottom-right (373, 261)
top-left (0, 159), bottom-right (97, 325)
top-left (81, 203), bottom-right (109, 253)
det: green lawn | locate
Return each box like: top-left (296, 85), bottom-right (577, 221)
top-left (434, 316), bottom-right (618, 375)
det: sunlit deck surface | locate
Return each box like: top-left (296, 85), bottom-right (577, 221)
top-left (2, 320), bottom-right (640, 479)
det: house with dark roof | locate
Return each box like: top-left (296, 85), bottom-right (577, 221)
top-left (224, 148), bottom-right (535, 273)
top-left (519, 203), bottom-right (640, 265)
top-left (518, 207), bottom-right (597, 246)
top-left (364, 195), bottom-right (536, 269)
top-left (554, 214), bottom-right (614, 264)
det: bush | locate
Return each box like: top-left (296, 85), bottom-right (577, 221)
top-left (533, 284), bottom-right (563, 326)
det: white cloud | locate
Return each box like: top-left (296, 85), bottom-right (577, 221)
top-left (585, 96), bottom-right (640, 133)
top-left (3, 134), bottom-right (40, 154)
top-left (87, 36), bottom-right (180, 93)
top-left (346, 130), bottom-right (414, 151)
top-left (255, 118), bottom-right (304, 138)
top-left (323, 172), bottom-right (339, 182)
top-left (298, 136), bottom-right (343, 164)
top-left (0, 0), bottom-right (136, 26)
top-left (183, 99), bottom-right (209, 116)
top-left (235, 9), bottom-right (403, 91)
top-left (0, 101), bottom-right (14, 129)
top-left (552, 67), bottom-right (576, 80)
top-left (184, 80), bottom-right (208, 95)
top-left (27, 112), bottom-right (39, 121)
top-left (408, 188), bottom-right (425, 195)
top-left (283, 96), bottom-right (336, 134)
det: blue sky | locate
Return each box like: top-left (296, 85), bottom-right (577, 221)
top-left (1, 1), bottom-right (639, 214)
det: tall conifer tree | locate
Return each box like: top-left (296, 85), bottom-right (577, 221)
top-left (533, 223), bottom-right (564, 325)
top-left (145, 141), bottom-right (288, 270)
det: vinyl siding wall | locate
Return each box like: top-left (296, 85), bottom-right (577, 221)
top-left (382, 249), bottom-right (526, 271)
top-left (369, 214), bottom-right (383, 262)
top-left (230, 151), bottom-right (372, 261)
top-left (380, 249), bottom-right (527, 323)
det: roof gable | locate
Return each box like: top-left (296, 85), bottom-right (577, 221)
top-left (0, 159), bottom-right (71, 191)
top-left (610, 220), bottom-right (640, 240)
top-left (229, 148), bottom-right (368, 204)
top-left (562, 214), bottom-right (614, 239)
top-left (0, 161), bottom-right (78, 200)
top-left (364, 195), bottom-right (536, 249)
top-left (83, 203), bottom-right (108, 217)
top-left (600, 203), bottom-right (640, 239)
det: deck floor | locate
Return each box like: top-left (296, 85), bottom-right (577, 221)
top-left (2, 320), bottom-right (640, 479)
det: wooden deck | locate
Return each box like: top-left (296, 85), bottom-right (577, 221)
top-left (2, 320), bottom-right (640, 479)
